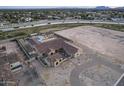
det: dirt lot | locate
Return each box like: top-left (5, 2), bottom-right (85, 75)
top-left (1, 41), bottom-right (18, 54)
top-left (0, 40), bottom-right (123, 86)
top-left (27, 44), bottom-right (124, 86)
top-left (1, 27), bottom-right (124, 86)
top-left (55, 26), bottom-right (124, 62)
top-left (79, 64), bottom-right (121, 86)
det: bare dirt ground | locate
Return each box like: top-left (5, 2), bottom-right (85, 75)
top-left (79, 65), bottom-right (121, 86)
top-left (69, 45), bottom-right (124, 86)
top-left (28, 44), bottom-right (124, 86)
top-left (1, 40), bottom-right (124, 86)
top-left (55, 26), bottom-right (124, 62)
top-left (1, 25), bottom-right (124, 86)
top-left (1, 41), bottom-right (18, 54)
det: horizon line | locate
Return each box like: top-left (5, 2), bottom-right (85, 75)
top-left (0, 6), bottom-right (121, 9)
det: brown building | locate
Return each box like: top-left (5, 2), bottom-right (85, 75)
top-left (34, 38), bottom-right (78, 67)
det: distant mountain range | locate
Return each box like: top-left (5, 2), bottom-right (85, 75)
top-left (95, 6), bottom-right (111, 10)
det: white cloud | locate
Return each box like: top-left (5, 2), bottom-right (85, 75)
top-left (0, 0), bottom-right (123, 7)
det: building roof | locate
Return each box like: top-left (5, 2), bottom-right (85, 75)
top-left (35, 38), bottom-right (78, 55)
top-left (36, 38), bottom-right (78, 66)
top-left (28, 36), bottom-right (44, 45)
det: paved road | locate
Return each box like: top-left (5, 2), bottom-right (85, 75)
top-left (70, 47), bottom-right (124, 86)
top-left (1, 19), bottom-right (124, 31)
top-left (114, 73), bottom-right (124, 86)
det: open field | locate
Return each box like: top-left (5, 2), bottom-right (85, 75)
top-left (55, 26), bottom-right (124, 62)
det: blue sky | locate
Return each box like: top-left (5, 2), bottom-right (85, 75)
top-left (0, 0), bottom-right (123, 7)
top-left (0, 6), bottom-right (100, 9)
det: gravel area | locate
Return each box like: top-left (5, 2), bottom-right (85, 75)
top-left (55, 26), bottom-right (124, 62)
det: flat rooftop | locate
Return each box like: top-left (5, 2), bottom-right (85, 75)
top-left (55, 26), bottom-right (124, 62)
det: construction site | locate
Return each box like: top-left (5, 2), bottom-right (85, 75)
top-left (0, 30), bottom-right (82, 85)
top-left (0, 26), bottom-right (124, 86)
top-left (0, 42), bottom-right (23, 85)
